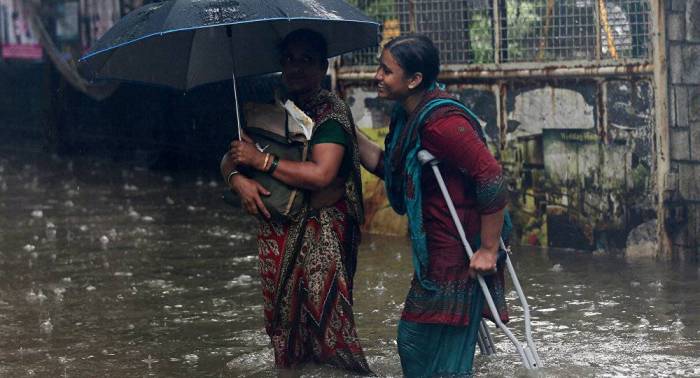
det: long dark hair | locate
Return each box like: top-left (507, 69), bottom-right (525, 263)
top-left (383, 34), bottom-right (440, 89)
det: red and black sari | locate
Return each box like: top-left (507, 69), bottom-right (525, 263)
top-left (256, 89), bottom-right (371, 374)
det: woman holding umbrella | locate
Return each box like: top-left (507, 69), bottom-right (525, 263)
top-left (357, 34), bottom-right (509, 377)
top-left (220, 29), bottom-right (371, 374)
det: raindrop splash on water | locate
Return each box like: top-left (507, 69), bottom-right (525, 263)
top-left (225, 274), bottom-right (253, 288)
top-left (183, 353), bottom-right (199, 365)
top-left (53, 287), bottom-right (66, 302)
top-left (99, 235), bottom-right (110, 250)
top-left (40, 318), bottom-right (53, 334)
top-left (46, 222), bottom-right (57, 241)
top-left (142, 354), bottom-right (158, 369)
top-left (128, 207), bottom-right (140, 220)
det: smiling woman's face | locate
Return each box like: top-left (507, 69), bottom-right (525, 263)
top-left (280, 38), bottom-right (326, 96)
top-left (374, 49), bottom-right (413, 101)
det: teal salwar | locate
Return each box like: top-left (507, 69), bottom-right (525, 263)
top-left (397, 284), bottom-right (485, 378)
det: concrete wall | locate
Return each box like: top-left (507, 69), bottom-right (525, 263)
top-left (343, 76), bottom-right (656, 250)
top-left (665, 0), bottom-right (700, 260)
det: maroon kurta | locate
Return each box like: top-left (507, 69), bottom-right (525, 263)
top-left (401, 112), bottom-right (509, 326)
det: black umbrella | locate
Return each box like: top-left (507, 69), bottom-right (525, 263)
top-left (78, 0), bottom-right (379, 137)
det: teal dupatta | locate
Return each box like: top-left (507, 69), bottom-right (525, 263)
top-left (383, 87), bottom-right (487, 291)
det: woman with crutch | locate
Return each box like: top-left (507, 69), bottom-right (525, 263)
top-left (357, 34), bottom-right (510, 377)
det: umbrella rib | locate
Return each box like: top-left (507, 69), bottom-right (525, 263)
top-left (184, 28), bottom-right (199, 90)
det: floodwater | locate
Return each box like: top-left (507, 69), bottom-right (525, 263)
top-left (0, 145), bottom-right (698, 377)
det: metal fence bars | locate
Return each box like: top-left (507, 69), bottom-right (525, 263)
top-left (344, 0), bottom-right (650, 67)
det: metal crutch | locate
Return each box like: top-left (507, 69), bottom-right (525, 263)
top-left (417, 149), bottom-right (542, 369)
top-left (477, 319), bottom-right (497, 356)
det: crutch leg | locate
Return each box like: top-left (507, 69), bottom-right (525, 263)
top-left (479, 320), bottom-right (497, 355)
top-left (502, 241), bottom-right (542, 367)
top-left (477, 328), bottom-right (488, 355)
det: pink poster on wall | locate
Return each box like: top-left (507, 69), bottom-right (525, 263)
top-left (80, 0), bottom-right (120, 51)
top-left (0, 0), bottom-right (42, 60)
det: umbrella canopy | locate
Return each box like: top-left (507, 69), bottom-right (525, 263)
top-left (78, 0), bottom-right (380, 91)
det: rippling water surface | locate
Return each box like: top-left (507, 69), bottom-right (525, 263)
top-left (0, 146), bottom-right (698, 377)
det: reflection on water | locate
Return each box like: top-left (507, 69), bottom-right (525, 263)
top-left (0, 146), bottom-right (698, 377)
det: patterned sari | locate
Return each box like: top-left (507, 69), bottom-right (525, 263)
top-left (256, 89), bottom-right (370, 374)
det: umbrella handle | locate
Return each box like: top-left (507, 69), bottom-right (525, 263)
top-left (227, 26), bottom-right (243, 141)
top-left (231, 71), bottom-right (242, 141)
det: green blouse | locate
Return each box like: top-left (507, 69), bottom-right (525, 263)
top-left (310, 119), bottom-right (352, 178)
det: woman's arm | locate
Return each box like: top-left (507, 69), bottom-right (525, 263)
top-left (469, 208), bottom-right (504, 276)
top-left (220, 132), bottom-right (256, 186)
top-left (356, 127), bottom-right (385, 178)
top-left (271, 143), bottom-right (345, 191)
top-left (220, 152), bottom-right (237, 183)
top-left (229, 140), bottom-right (345, 191)
top-left (221, 150), bottom-right (271, 219)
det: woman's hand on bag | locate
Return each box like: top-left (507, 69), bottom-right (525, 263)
top-left (468, 248), bottom-right (498, 278)
top-left (229, 174), bottom-right (271, 219)
top-left (230, 140), bottom-right (266, 171)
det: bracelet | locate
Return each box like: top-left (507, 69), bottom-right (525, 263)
top-left (226, 170), bottom-right (239, 185)
top-left (267, 155), bottom-right (280, 175)
top-left (261, 153), bottom-right (271, 171)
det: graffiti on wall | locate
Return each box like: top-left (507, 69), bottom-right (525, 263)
top-left (345, 86), bottom-right (407, 235)
top-left (503, 81), bottom-right (654, 249)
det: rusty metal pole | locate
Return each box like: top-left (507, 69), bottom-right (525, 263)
top-left (538, 0), bottom-right (555, 61)
top-left (408, 0), bottom-right (416, 33)
top-left (497, 82), bottom-right (507, 151)
top-left (337, 62), bottom-right (654, 81)
top-left (491, 0), bottom-right (507, 157)
top-left (650, 0), bottom-right (672, 258)
top-left (492, 0), bottom-right (501, 65)
top-left (593, 0), bottom-right (602, 61)
top-left (599, 0), bottom-right (619, 59)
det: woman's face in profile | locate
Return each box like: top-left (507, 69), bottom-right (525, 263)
top-left (280, 39), bottom-right (326, 96)
top-left (375, 49), bottom-right (412, 101)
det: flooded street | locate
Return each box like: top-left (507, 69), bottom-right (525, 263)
top-left (0, 145), bottom-right (699, 377)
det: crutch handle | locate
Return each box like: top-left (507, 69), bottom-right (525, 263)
top-left (417, 149), bottom-right (438, 166)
